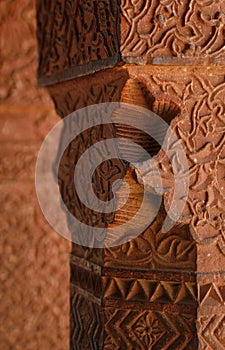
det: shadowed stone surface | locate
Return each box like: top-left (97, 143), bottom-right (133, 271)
top-left (1, 1), bottom-right (70, 349)
top-left (37, 1), bottom-right (225, 349)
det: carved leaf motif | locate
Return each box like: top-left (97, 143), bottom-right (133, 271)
top-left (157, 234), bottom-right (195, 261)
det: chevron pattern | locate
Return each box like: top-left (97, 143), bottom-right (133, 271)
top-left (199, 284), bottom-right (225, 306)
top-left (198, 315), bottom-right (225, 350)
top-left (103, 277), bottom-right (197, 305)
top-left (71, 262), bottom-right (102, 297)
top-left (104, 308), bottom-right (197, 349)
top-left (70, 290), bottom-right (103, 350)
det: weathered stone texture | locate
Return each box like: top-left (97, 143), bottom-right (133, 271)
top-left (0, 1), bottom-right (70, 349)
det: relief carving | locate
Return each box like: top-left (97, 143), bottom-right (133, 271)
top-left (37, 0), bottom-right (120, 83)
top-left (121, 0), bottom-right (225, 64)
top-left (104, 308), bottom-right (197, 349)
top-left (126, 66), bottom-right (225, 260)
top-left (48, 70), bottom-right (128, 259)
top-left (42, 46), bottom-right (225, 350)
top-left (35, 1), bottom-right (225, 349)
top-left (198, 315), bottom-right (225, 349)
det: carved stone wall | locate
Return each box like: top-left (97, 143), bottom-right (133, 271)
top-left (48, 65), bottom-right (225, 349)
top-left (0, 1), bottom-right (70, 349)
top-left (36, 0), bottom-right (225, 349)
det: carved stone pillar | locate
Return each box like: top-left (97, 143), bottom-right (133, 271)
top-left (37, 1), bottom-right (225, 349)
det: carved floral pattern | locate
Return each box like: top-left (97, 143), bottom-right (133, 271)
top-left (35, 1), bottom-right (225, 348)
top-left (105, 207), bottom-right (196, 270)
top-left (134, 313), bottom-right (164, 348)
top-left (126, 66), bottom-right (225, 258)
top-left (121, 0), bottom-right (225, 64)
top-left (104, 308), bottom-right (197, 349)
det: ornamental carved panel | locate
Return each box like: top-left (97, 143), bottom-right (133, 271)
top-left (36, 1), bottom-right (225, 349)
top-left (125, 65), bottom-right (225, 270)
top-left (47, 65), bottom-right (225, 349)
top-left (121, 0), bottom-right (225, 65)
top-left (36, 0), bottom-right (121, 84)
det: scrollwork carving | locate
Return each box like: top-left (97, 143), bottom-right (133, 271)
top-left (121, 0), bottom-right (225, 64)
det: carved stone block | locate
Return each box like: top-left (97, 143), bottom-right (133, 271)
top-left (46, 65), bottom-right (225, 349)
top-left (37, 1), bottom-right (225, 349)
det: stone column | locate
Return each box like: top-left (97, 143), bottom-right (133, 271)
top-left (37, 1), bottom-right (225, 349)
